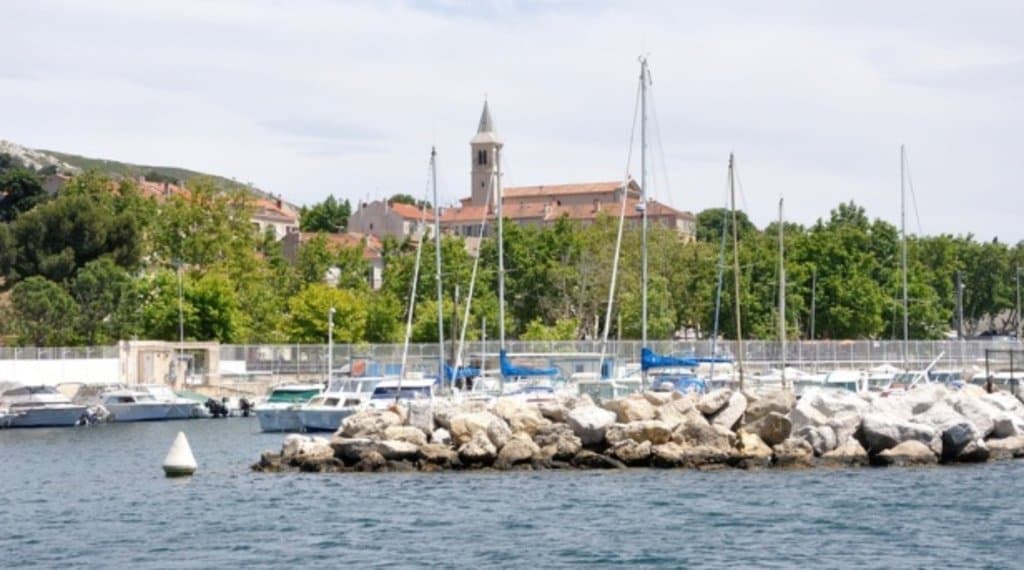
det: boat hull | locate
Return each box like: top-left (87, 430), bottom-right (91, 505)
top-left (256, 407), bottom-right (303, 432)
top-left (7, 406), bottom-right (89, 428)
top-left (106, 403), bottom-right (199, 422)
top-left (297, 408), bottom-right (357, 432)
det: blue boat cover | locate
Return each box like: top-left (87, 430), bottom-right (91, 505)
top-left (500, 349), bottom-right (559, 377)
top-left (444, 364), bottom-right (481, 381)
top-left (641, 347), bottom-right (731, 371)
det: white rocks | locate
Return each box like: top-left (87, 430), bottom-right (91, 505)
top-left (538, 401), bottom-right (569, 423)
top-left (821, 437), bottom-right (869, 467)
top-left (987, 436), bottom-right (1024, 460)
top-left (743, 389), bottom-right (795, 424)
top-left (431, 428), bottom-right (452, 445)
top-left (495, 433), bottom-right (541, 469)
top-left (506, 408), bottom-right (552, 436)
top-left (449, 411), bottom-right (506, 446)
top-left (772, 437), bottom-right (814, 468)
top-left (605, 420), bottom-right (674, 446)
top-left (610, 439), bottom-right (653, 465)
top-left (981, 391), bottom-right (1024, 416)
top-left (566, 405), bottom-right (617, 446)
top-left (604, 396), bottom-right (656, 423)
top-left (282, 434), bottom-right (333, 461)
top-left (339, 409), bottom-right (403, 438)
top-left (991, 414), bottom-right (1024, 438)
top-left (860, 413), bottom-right (937, 454)
top-left (736, 431), bottom-right (773, 461)
top-left (458, 431), bottom-right (497, 464)
top-left (948, 394), bottom-right (999, 438)
top-left (374, 440), bottom-right (421, 462)
top-left (709, 391), bottom-right (747, 431)
top-left (406, 400), bottom-right (434, 435)
top-left (533, 424), bottom-right (583, 461)
top-left (383, 425), bottom-right (428, 447)
top-left (744, 411), bottom-right (792, 447)
top-left (873, 440), bottom-right (938, 467)
top-left (698, 389), bottom-right (732, 415)
top-left (794, 425), bottom-right (837, 456)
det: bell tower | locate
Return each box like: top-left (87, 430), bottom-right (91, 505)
top-left (470, 100), bottom-right (502, 206)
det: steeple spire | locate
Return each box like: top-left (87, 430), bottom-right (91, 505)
top-left (478, 99), bottom-right (495, 133)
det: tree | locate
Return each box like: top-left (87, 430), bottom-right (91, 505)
top-left (695, 207), bottom-right (756, 243)
top-left (139, 269), bottom-right (242, 342)
top-left (10, 276), bottom-right (79, 345)
top-left (150, 178), bottom-right (255, 270)
top-left (285, 284), bottom-right (368, 343)
top-left (299, 195), bottom-right (351, 233)
top-left (0, 168), bottom-right (48, 222)
top-left (71, 258), bottom-right (139, 344)
top-left (520, 317), bottom-right (580, 341)
top-left (389, 193), bottom-right (430, 210)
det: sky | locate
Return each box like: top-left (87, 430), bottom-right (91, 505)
top-left (1, 0), bottom-right (1022, 242)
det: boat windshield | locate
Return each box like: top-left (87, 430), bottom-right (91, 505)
top-left (370, 386), bottom-right (431, 401)
top-left (267, 389), bottom-right (320, 404)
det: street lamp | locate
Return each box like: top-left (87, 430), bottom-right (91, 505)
top-left (327, 307), bottom-right (336, 383)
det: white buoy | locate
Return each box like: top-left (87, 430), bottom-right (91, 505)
top-left (163, 431), bottom-right (198, 477)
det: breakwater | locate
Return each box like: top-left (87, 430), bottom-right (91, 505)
top-left (254, 384), bottom-right (1024, 474)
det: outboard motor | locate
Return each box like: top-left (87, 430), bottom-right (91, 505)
top-left (204, 398), bottom-right (229, 418)
top-left (238, 398), bottom-right (253, 417)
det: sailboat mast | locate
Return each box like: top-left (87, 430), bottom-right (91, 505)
top-left (496, 151), bottom-right (506, 349)
top-left (639, 57), bottom-right (650, 348)
top-left (431, 147), bottom-right (445, 385)
top-left (901, 144), bottom-right (909, 367)
top-left (730, 153), bottom-right (745, 390)
top-left (778, 197), bottom-right (787, 391)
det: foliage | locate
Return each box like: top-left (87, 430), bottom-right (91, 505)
top-left (10, 276), bottom-right (79, 345)
top-left (285, 284), bottom-right (368, 343)
top-left (299, 195), bottom-right (351, 233)
top-left (0, 168), bottom-right (48, 222)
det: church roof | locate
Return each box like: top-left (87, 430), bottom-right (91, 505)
top-left (470, 100), bottom-right (502, 145)
top-left (503, 180), bottom-right (634, 199)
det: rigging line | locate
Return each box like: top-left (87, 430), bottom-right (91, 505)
top-left (452, 170), bottom-right (496, 378)
top-left (647, 82), bottom-right (675, 205)
top-left (710, 170), bottom-right (732, 363)
top-left (733, 157), bottom-right (750, 215)
top-left (903, 147), bottom-right (924, 236)
top-left (398, 157), bottom-right (435, 382)
top-left (598, 75), bottom-right (643, 370)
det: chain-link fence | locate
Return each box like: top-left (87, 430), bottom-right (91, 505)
top-left (0, 346), bottom-right (120, 360)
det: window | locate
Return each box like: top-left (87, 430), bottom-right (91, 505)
top-left (477, 149), bottom-right (487, 165)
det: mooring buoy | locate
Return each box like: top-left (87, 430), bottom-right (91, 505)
top-left (163, 431), bottom-right (198, 477)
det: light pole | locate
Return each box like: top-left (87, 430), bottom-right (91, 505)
top-left (327, 307), bottom-right (336, 383)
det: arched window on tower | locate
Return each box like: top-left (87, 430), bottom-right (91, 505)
top-left (477, 149), bottom-right (487, 166)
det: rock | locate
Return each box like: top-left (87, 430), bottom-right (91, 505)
top-left (651, 442), bottom-right (731, 469)
top-left (987, 436), bottom-right (1024, 460)
top-left (533, 424), bottom-right (583, 461)
top-left (991, 414), bottom-right (1024, 438)
top-left (948, 394), bottom-right (999, 438)
top-left (654, 398), bottom-right (703, 430)
top-left (744, 411), bottom-right (792, 446)
top-left (772, 438), bottom-right (814, 468)
top-left (255, 450), bottom-right (282, 472)
top-left (940, 421), bottom-right (982, 462)
top-left (330, 437), bottom-right (376, 465)
top-left (506, 409), bottom-right (551, 436)
top-left (486, 415), bottom-right (513, 449)
top-left (821, 437), bottom-right (869, 467)
top-left (981, 391), bottom-right (1024, 416)
top-left (374, 440), bottom-right (422, 462)
top-left (282, 435), bottom-right (333, 462)
top-left (431, 427), bottom-right (452, 445)
top-left (495, 434), bottom-right (542, 469)
top-left (789, 404), bottom-right (829, 432)
top-left (650, 442), bottom-right (687, 467)
top-left (406, 400), bottom-right (434, 435)
top-left (604, 396), bottom-right (656, 423)
top-left (384, 425), bottom-right (428, 447)
top-left (672, 416), bottom-right (732, 450)
top-left (354, 450), bottom-right (387, 472)
top-left (914, 400), bottom-right (970, 431)
top-left (698, 389), bottom-right (732, 415)
top-left (339, 409), bottom-right (402, 438)
top-left (449, 411), bottom-right (507, 446)
top-left (642, 391), bottom-right (674, 406)
top-left (860, 413), bottom-right (937, 454)
top-left (566, 405), bottom-right (618, 446)
top-left (709, 391), bottom-right (747, 431)
top-left (606, 420), bottom-right (673, 446)
top-left (493, 397), bottom-right (528, 421)
top-left (872, 440), bottom-right (938, 467)
top-left (610, 439), bottom-right (653, 465)
top-left (956, 439), bottom-right (990, 463)
top-left (735, 431), bottom-right (773, 464)
top-left (743, 389), bottom-right (796, 424)
top-left (570, 450), bottom-right (627, 469)
top-left (794, 424), bottom-right (837, 456)
top-left (458, 431), bottom-right (497, 466)
top-left (568, 393), bottom-right (595, 408)
top-left (538, 401), bottom-right (569, 423)
top-left (899, 384), bottom-right (949, 415)
top-left (431, 399), bottom-right (460, 430)
top-left (420, 443), bottom-right (460, 468)
top-left (794, 389), bottom-right (869, 429)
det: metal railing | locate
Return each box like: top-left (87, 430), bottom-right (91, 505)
top-left (0, 346), bottom-right (119, 360)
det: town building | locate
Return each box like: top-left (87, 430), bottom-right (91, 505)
top-left (438, 102), bottom-right (696, 241)
top-left (281, 231), bottom-right (384, 290)
top-left (347, 199), bottom-right (432, 241)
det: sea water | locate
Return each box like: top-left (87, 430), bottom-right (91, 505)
top-left (2, 419), bottom-right (1022, 568)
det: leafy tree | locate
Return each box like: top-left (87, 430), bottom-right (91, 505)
top-left (10, 276), bottom-right (79, 345)
top-left (151, 178), bottom-right (255, 269)
top-left (71, 258), bottom-right (139, 344)
top-left (139, 269), bottom-right (242, 342)
top-left (285, 284), bottom-right (368, 343)
top-left (520, 317), bottom-right (580, 341)
top-left (695, 207), bottom-right (756, 243)
top-left (0, 168), bottom-right (48, 222)
top-left (364, 292), bottom-right (404, 343)
top-left (389, 193), bottom-right (431, 210)
top-left (299, 195), bottom-right (351, 233)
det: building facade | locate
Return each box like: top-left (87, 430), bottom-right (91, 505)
top-left (347, 199), bottom-right (432, 241)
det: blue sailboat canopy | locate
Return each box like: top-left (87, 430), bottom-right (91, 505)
top-left (444, 364), bottom-right (480, 381)
top-left (640, 347), bottom-right (732, 372)
top-left (499, 349), bottom-right (559, 377)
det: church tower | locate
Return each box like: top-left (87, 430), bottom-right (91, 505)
top-left (470, 100), bottom-right (502, 207)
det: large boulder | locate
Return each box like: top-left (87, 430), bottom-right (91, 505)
top-left (991, 414), bottom-right (1024, 438)
top-left (282, 435), bottom-right (334, 462)
top-left (872, 440), bottom-right (938, 467)
top-left (948, 394), bottom-right (999, 438)
top-left (538, 400), bottom-right (569, 423)
top-left (987, 436), bottom-right (1024, 460)
top-left (793, 389), bottom-right (869, 435)
top-left (744, 411), bottom-right (792, 446)
top-left (486, 416), bottom-right (513, 449)
top-left (940, 421), bottom-right (982, 462)
top-left (772, 438), bottom-right (814, 468)
top-left (330, 437), bottom-right (375, 464)
top-left (570, 450), bottom-right (626, 469)
top-left (566, 405), bottom-right (617, 446)
top-left (338, 408), bottom-right (402, 438)
top-left (604, 396), bottom-right (656, 423)
top-left (734, 431), bottom-right (773, 467)
top-left (495, 433), bottom-right (542, 469)
top-left (650, 441), bottom-right (688, 467)
top-left (449, 411), bottom-right (507, 446)
top-left (709, 391), bottom-right (747, 431)
top-left (743, 389), bottom-right (796, 424)
top-left (698, 389), bottom-right (732, 415)
top-left (405, 400), bottom-right (434, 435)
top-left (383, 425), bottom-right (428, 447)
top-left (794, 424), bottom-right (837, 456)
top-left (374, 440), bottom-right (422, 462)
top-left (458, 431), bottom-right (497, 465)
top-left (654, 398), bottom-right (704, 431)
top-left (982, 391), bottom-right (1024, 416)
top-left (431, 427), bottom-right (452, 445)
top-left (643, 391), bottom-right (674, 406)
top-left (493, 397), bottom-right (529, 421)
top-left (610, 439), bottom-right (653, 466)
top-left (914, 400), bottom-right (970, 431)
top-left (533, 424), bottom-right (583, 461)
top-left (506, 408), bottom-right (552, 436)
top-left (672, 416), bottom-right (732, 450)
top-left (419, 443), bottom-right (460, 468)
top-left (898, 384), bottom-right (949, 415)
top-left (860, 413), bottom-right (937, 454)
top-left (820, 437), bottom-right (869, 467)
top-left (606, 420), bottom-right (673, 446)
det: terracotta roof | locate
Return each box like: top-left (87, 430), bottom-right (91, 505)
top-left (387, 201), bottom-right (430, 220)
top-left (253, 198), bottom-right (298, 223)
top-left (503, 181), bottom-right (630, 199)
top-left (439, 198), bottom-right (693, 225)
top-left (440, 204), bottom-right (490, 224)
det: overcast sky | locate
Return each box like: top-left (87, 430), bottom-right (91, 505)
top-left (2, 1), bottom-right (1022, 241)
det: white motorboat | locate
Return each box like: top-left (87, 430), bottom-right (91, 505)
top-left (255, 383), bottom-right (323, 432)
top-left (101, 387), bottom-right (199, 422)
top-left (297, 377), bottom-right (384, 432)
top-left (365, 376), bottom-right (436, 410)
top-left (0, 385), bottom-right (91, 428)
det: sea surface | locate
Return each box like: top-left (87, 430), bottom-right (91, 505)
top-left (2, 419), bottom-right (1022, 569)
